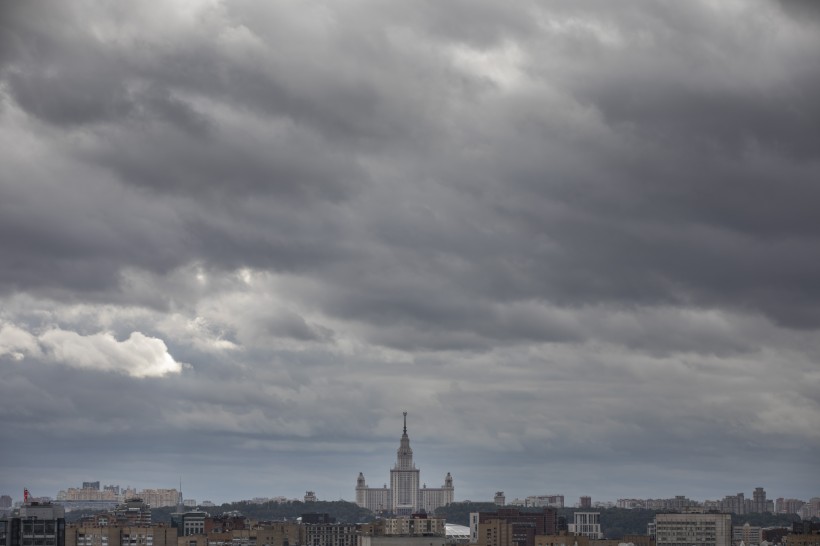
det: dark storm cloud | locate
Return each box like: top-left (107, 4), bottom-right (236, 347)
top-left (3, 0), bottom-right (817, 329)
top-left (1, 0), bottom-right (819, 503)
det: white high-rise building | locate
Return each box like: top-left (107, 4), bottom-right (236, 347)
top-left (570, 512), bottom-right (602, 539)
top-left (356, 413), bottom-right (454, 515)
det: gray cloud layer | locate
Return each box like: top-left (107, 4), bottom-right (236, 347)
top-left (1, 0), bottom-right (819, 503)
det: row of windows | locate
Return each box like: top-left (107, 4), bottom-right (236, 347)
top-left (20, 539), bottom-right (56, 546)
top-left (22, 523), bottom-right (58, 534)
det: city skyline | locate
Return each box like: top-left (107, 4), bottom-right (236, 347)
top-left (3, 451), bottom-right (817, 510)
top-left (1, 1), bottom-right (819, 507)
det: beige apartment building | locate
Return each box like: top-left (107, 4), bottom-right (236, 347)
top-left (256, 523), bottom-right (303, 546)
top-left (66, 525), bottom-right (177, 546)
top-left (782, 534), bottom-right (820, 546)
top-left (654, 513), bottom-right (732, 546)
top-left (178, 530), bottom-right (255, 546)
top-left (359, 537), bottom-right (446, 546)
top-left (535, 534), bottom-right (655, 546)
top-left (380, 517), bottom-right (446, 537)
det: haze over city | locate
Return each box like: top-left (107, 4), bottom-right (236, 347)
top-left (1, 0), bottom-right (819, 506)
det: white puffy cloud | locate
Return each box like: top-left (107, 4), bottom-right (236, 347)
top-left (0, 323), bottom-right (42, 360)
top-left (0, 322), bottom-right (182, 378)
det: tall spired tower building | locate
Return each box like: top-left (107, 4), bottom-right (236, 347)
top-left (356, 412), bottom-right (454, 515)
top-left (390, 412), bottom-right (420, 515)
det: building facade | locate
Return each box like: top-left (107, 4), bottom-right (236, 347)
top-left (1, 502), bottom-right (66, 546)
top-left (655, 513), bottom-right (731, 546)
top-left (355, 413), bottom-right (454, 516)
top-left (569, 513), bottom-right (601, 540)
top-left (66, 525), bottom-right (176, 546)
top-left (508, 497), bottom-right (564, 509)
top-left (469, 508), bottom-right (559, 546)
top-left (732, 524), bottom-right (762, 546)
top-left (303, 523), bottom-right (357, 546)
top-left (380, 516), bottom-right (446, 537)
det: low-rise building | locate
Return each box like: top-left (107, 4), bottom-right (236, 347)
top-left (733, 524), bottom-right (762, 546)
top-left (380, 515), bottom-right (445, 537)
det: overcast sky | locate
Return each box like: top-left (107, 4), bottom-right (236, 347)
top-left (1, 0), bottom-right (819, 507)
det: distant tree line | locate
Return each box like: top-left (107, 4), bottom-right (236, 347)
top-left (67, 501), bottom-right (375, 525)
top-left (433, 502), bottom-right (523, 527)
top-left (172, 500), bottom-right (376, 524)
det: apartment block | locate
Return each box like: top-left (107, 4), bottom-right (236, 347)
top-left (655, 513), bottom-right (731, 546)
top-left (470, 508), bottom-right (558, 546)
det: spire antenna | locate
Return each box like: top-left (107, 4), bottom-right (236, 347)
top-left (403, 411), bottom-right (407, 435)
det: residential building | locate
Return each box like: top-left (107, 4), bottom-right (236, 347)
top-left (137, 491), bottom-right (180, 510)
top-left (177, 513), bottom-right (208, 537)
top-left (255, 523), bottom-right (301, 546)
top-left (535, 534), bottom-right (654, 546)
top-left (380, 515), bottom-right (446, 536)
top-left (799, 499), bottom-right (820, 520)
top-left (782, 522), bottom-right (820, 546)
top-left (303, 523), bottom-right (357, 546)
top-left (66, 525), bottom-right (176, 546)
top-left (569, 513), bottom-right (601, 540)
top-left (732, 524), bottom-right (762, 546)
top-left (616, 500), bottom-right (645, 510)
top-left (112, 500), bottom-right (152, 527)
top-left (752, 489), bottom-right (767, 514)
top-left (775, 498), bottom-right (805, 515)
top-left (56, 485), bottom-right (180, 513)
top-left (508, 497), bottom-right (564, 510)
top-left (205, 513), bottom-right (247, 534)
top-left (720, 495), bottom-right (746, 515)
top-left (360, 537), bottom-right (445, 546)
top-left (470, 508), bottom-right (558, 546)
top-left (654, 513), bottom-right (731, 546)
top-left (1, 502), bottom-right (66, 546)
top-left (645, 498), bottom-right (699, 512)
top-left (360, 537), bottom-right (446, 546)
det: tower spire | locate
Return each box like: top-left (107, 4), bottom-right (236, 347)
top-left (403, 411), bottom-right (407, 435)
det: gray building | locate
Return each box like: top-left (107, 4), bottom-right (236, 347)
top-left (304, 523), bottom-right (357, 546)
top-left (0, 502), bottom-right (66, 546)
top-left (177, 512), bottom-right (208, 537)
top-left (356, 413), bottom-right (454, 516)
